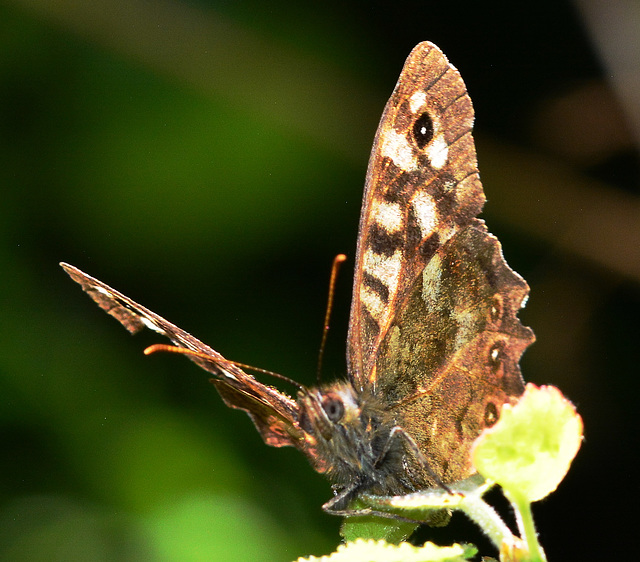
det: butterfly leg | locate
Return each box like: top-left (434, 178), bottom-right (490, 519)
top-left (379, 426), bottom-right (454, 495)
top-left (322, 484), bottom-right (431, 522)
top-left (321, 482), bottom-right (365, 515)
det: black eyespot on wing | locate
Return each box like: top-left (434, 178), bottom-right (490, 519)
top-left (489, 295), bottom-right (503, 324)
top-left (412, 111), bottom-right (434, 149)
top-left (488, 341), bottom-right (505, 371)
top-left (484, 402), bottom-right (499, 427)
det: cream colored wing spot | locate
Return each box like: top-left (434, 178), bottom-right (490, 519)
top-left (421, 253), bottom-right (443, 304)
top-left (94, 286), bottom-right (112, 298)
top-left (426, 134), bottom-right (448, 169)
top-left (361, 248), bottom-right (403, 320)
top-left (219, 368), bottom-right (239, 382)
top-left (363, 249), bottom-right (403, 295)
top-left (372, 200), bottom-right (404, 233)
top-left (140, 316), bottom-right (167, 335)
top-left (360, 286), bottom-right (386, 320)
top-left (430, 418), bottom-right (439, 438)
top-left (411, 191), bottom-right (438, 238)
top-left (380, 129), bottom-right (418, 171)
top-left (409, 91), bottom-right (427, 114)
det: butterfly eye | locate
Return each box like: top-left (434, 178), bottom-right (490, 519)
top-left (321, 396), bottom-right (345, 423)
top-left (412, 111), bottom-right (434, 149)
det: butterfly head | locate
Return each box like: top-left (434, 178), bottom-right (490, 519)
top-left (295, 383), bottom-right (372, 480)
top-left (294, 380), bottom-right (411, 500)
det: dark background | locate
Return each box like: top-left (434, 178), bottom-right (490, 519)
top-left (1, 1), bottom-right (638, 560)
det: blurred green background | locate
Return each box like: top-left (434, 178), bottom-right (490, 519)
top-left (1, 1), bottom-right (638, 560)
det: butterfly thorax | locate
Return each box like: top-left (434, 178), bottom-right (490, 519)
top-left (296, 382), bottom-right (418, 497)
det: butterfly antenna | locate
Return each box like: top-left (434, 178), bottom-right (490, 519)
top-left (144, 344), bottom-right (305, 391)
top-left (316, 254), bottom-right (347, 385)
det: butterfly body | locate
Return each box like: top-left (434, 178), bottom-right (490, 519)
top-left (62, 42), bottom-right (533, 514)
top-left (297, 383), bottom-right (412, 500)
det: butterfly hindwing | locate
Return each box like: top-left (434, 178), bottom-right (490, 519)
top-left (373, 224), bottom-right (534, 485)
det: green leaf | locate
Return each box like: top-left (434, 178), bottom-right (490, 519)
top-left (471, 383), bottom-right (583, 502)
top-left (340, 515), bottom-right (418, 544)
top-left (295, 539), bottom-right (476, 562)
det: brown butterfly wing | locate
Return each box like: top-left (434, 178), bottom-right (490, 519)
top-left (60, 263), bottom-right (304, 450)
top-left (346, 43), bottom-right (534, 486)
top-left (374, 224), bottom-right (534, 485)
top-left (347, 42), bottom-right (486, 391)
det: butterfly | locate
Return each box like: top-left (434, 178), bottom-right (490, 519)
top-left (61, 41), bottom-right (534, 516)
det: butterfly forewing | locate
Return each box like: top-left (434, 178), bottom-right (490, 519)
top-left (60, 263), bottom-right (304, 450)
top-left (346, 42), bottom-right (534, 487)
top-left (347, 42), bottom-right (485, 391)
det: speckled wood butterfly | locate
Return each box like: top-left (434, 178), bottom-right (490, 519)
top-left (61, 42), bottom-right (534, 515)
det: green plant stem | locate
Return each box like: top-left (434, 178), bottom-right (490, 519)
top-left (457, 493), bottom-right (513, 550)
top-left (509, 491), bottom-right (547, 562)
